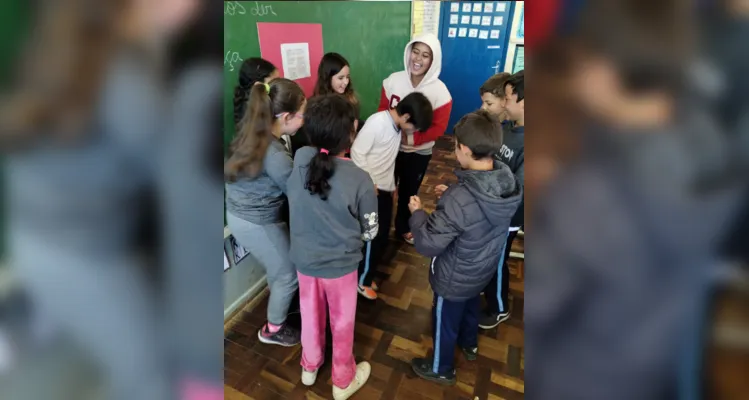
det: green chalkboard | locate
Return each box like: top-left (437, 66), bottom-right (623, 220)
top-left (223, 1), bottom-right (412, 148)
top-left (0, 2), bottom-right (30, 85)
top-left (0, 2), bottom-right (31, 260)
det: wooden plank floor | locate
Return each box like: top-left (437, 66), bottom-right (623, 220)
top-left (224, 137), bottom-right (525, 399)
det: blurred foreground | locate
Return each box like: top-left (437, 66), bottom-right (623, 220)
top-left (525, 0), bottom-right (749, 399)
top-left (0, 0), bottom-right (747, 400)
top-left (0, 1), bottom-right (223, 399)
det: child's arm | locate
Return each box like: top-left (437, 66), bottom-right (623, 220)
top-left (350, 122), bottom-right (376, 173)
top-left (357, 178), bottom-right (379, 241)
top-left (408, 192), bottom-right (464, 258)
top-left (266, 150), bottom-right (293, 194)
top-left (409, 101), bottom-right (453, 146)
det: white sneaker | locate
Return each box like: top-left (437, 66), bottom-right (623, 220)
top-left (332, 361), bottom-right (371, 400)
top-left (301, 367), bottom-right (318, 386)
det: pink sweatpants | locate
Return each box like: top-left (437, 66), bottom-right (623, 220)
top-left (297, 270), bottom-right (358, 388)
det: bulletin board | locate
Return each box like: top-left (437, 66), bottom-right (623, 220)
top-left (513, 45), bottom-right (524, 73)
top-left (513, 4), bottom-right (524, 41)
top-left (257, 22), bottom-right (324, 97)
top-left (504, 1), bottom-right (524, 72)
top-left (224, 1), bottom-right (412, 149)
top-left (438, 1), bottom-right (516, 133)
top-left (411, 0), bottom-right (441, 38)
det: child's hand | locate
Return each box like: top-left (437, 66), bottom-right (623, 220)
top-left (434, 184), bottom-right (448, 199)
top-left (408, 196), bottom-right (422, 213)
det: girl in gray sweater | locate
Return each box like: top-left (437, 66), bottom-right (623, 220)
top-left (224, 78), bottom-right (306, 347)
top-left (287, 94), bottom-right (377, 399)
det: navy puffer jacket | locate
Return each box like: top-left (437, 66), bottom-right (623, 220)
top-left (409, 161), bottom-right (522, 301)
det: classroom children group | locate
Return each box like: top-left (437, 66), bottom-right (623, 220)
top-left (225, 33), bottom-right (525, 399)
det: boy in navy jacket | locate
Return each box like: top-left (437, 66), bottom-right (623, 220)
top-left (407, 110), bottom-right (522, 384)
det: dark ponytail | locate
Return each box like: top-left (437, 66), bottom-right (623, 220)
top-left (233, 58), bottom-right (277, 126)
top-left (302, 94), bottom-right (357, 200)
top-left (306, 150), bottom-right (336, 200)
top-left (225, 78), bottom-right (305, 181)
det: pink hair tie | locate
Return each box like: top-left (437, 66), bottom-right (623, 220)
top-left (320, 148), bottom-right (329, 155)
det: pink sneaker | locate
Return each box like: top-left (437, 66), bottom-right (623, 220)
top-left (180, 379), bottom-right (223, 400)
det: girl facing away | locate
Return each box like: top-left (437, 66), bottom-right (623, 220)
top-left (233, 57), bottom-right (279, 127)
top-left (286, 94), bottom-right (376, 399)
top-left (224, 78), bottom-right (306, 347)
top-left (378, 33), bottom-right (453, 245)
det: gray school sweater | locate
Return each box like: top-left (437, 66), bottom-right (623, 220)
top-left (225, 139), bottom-right (293, 224)
top-left (6, 56), bottom-right (161, 253)
top-left (287, 147), bottom-right (378, 279)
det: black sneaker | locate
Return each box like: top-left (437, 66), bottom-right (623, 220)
top-left (478, 311), bottom-right (511, 329)
top-left (461, 346), bottom-right (478, 361)
top-left (257, 323), bottom-right (300, 347)
top-left (410, 357), bottom-right (457, 385)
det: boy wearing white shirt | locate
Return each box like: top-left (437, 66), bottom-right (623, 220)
top-left (351, 92), bottom-right (433, 299)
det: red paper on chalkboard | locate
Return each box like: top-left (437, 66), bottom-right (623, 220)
top-left (257, 23), bottom-right (324, 98)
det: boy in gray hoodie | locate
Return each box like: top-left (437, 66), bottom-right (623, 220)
top-left (407, 110), bottom-right (522, 384)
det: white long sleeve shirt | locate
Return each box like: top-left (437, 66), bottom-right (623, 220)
top-left (351, 110), bottom-right (401, 192)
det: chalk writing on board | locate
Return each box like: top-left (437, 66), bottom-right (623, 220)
top-left (250, 1), bottom-right (278, 16)
top-left (224, 51), bottom-right (242, 72)
top-left (224, 1), bottom-right (246, 16)
top-left (280, 43), bottom-right (311, 81)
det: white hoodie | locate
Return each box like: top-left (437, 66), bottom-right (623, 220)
top-left (378, 34), bottom-right (453, 154)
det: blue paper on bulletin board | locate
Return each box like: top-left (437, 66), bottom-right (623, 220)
top-left (516, 7), bottom-right (524, 39)
top-left (513, 46), bottom-right (524, 73)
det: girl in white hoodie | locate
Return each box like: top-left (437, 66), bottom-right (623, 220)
top-left (377, 34), bottom-right (453, 244)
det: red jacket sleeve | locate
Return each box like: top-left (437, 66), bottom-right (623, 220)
top-left (413, 100), bottom-right (453, 146)
top-left (377, 87), bottom-right (389, 112)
